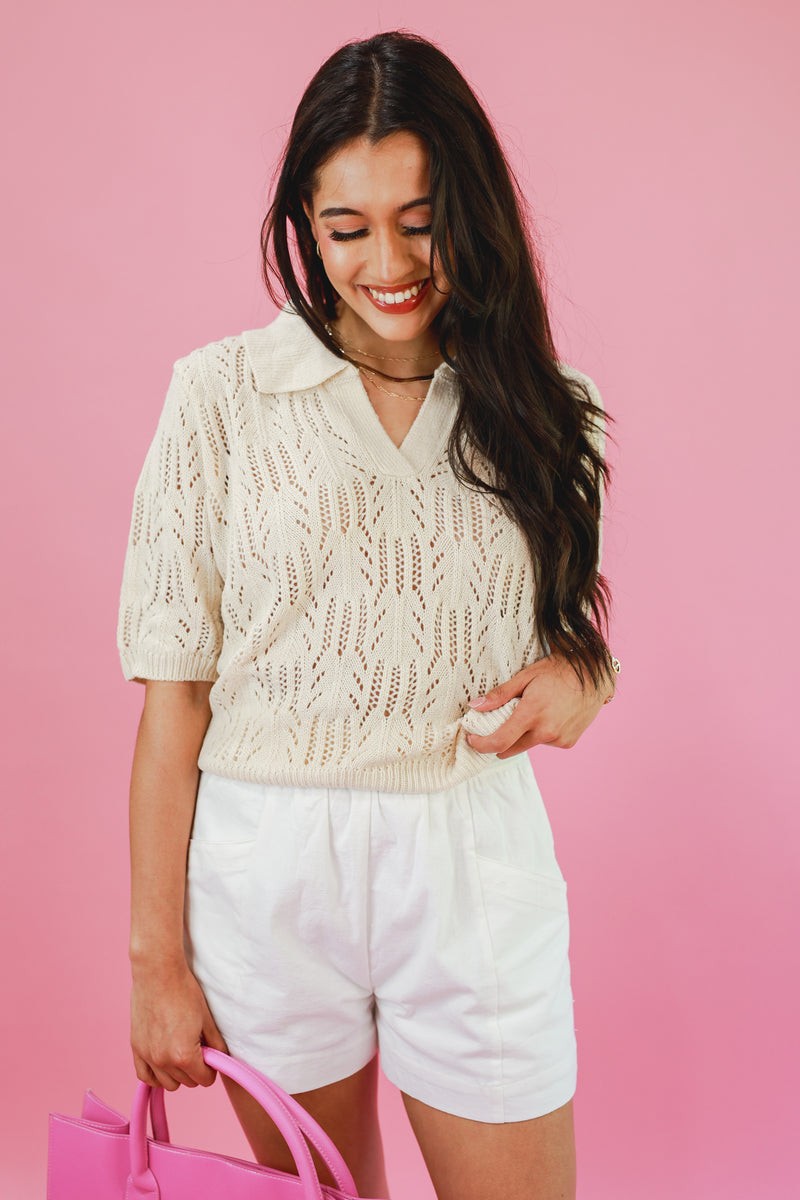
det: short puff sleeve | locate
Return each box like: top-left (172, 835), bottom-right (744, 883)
top-left (117, 359), bottom-right (224, 683)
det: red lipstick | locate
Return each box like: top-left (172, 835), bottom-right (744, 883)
top-left (359, 278), bottom-right (431, 314)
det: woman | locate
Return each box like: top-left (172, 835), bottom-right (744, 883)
top-left (118, 30), bottom-right (617, 1200)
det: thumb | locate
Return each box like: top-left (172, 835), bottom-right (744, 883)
top-left (468, 685), bottom-right (507, 710)
top-left (201, 1016), bottom-right (229, 1055)
top-left (468, 671), bottom-right (527, 710)
top-left (196, 1015), bottom-right (229, 1086)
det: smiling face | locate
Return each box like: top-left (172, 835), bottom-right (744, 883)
top-left (303, 131), bottom-right (450, 354)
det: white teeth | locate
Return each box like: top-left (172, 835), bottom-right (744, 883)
top-left (367, 280), bottom-right (426, 303)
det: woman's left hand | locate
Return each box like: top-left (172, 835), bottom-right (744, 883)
top-left (465, 653), bottom-right (615, 758)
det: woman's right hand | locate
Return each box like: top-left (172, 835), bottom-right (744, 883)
top-left (130, 958), bottom-right (229, 1091)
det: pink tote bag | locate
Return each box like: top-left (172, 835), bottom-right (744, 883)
top-left (47, 1047), bottom-right (381, 1199)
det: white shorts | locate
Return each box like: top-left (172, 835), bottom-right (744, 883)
top-left (184, 751), bottom-right (576, 1123)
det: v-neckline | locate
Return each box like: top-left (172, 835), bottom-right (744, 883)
top-left (326, 362), bottom-right (458, 477)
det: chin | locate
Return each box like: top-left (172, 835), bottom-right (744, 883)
top-left (355, 296), bottom-right (445, 341)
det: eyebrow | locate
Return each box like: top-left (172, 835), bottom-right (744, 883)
top-left (318, 195), bottom-right (431, 219)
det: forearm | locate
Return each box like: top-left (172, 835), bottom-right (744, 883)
top-left (128, 681), bottom-right (213, 970)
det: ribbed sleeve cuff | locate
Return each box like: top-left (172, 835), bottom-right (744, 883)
top-left (119, 650), bottom-right (219, 683)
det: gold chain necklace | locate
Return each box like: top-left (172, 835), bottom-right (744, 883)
top-left (326, 325), bottom-right (440, 364)
top-left (359, 367), bottom-right (430, 402)
top-left (346, 356), bottom-right (434, 383)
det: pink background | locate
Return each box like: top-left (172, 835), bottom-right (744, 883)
top-left (2, 1), bottom-right (797, 1196)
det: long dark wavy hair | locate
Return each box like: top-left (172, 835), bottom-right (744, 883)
top-left (261, 30), bottom-right (613, 688)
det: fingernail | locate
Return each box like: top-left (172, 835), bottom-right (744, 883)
top-left (468, 696), bottom-right (488, 708)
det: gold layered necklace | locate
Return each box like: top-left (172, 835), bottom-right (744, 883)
top-left (356, 361), bottom-right (434, 383)
top-left (333, 330), bottom-right (440, 365)
top-left (358, 367), bottom-right (430, 402)
top-left (325, 324), bottom-right (440, 388)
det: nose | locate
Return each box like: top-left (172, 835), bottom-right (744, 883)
top-left (369, 228), bottom-right (418, 285)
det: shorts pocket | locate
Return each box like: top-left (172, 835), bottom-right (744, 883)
top-left (185, 840), bottom-right (255, 995)
top-left (474, 853), bottom-right (568, 912)
top-left (186, 839), bottom-right (254, 917)
top-left (187, 837), bottom-right (255, 873)
top-left (471, 850), bottom-right (571, 1011)
top-left (466, 762), bottom-right (568, 912)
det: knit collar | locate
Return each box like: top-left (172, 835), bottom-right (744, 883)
top-left (241, 303), bottom-right (457, 395)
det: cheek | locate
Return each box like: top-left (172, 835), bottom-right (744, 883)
top-left (321, 243), bottom-right (362, 284)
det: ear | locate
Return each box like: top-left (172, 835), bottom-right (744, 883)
top-left (302, 196), bottom-right (318, 243)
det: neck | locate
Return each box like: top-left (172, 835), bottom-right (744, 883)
top-left (332, 305), bottom-right (441, 364)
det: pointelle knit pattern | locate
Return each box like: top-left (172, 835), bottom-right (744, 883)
top-left (117, 306), bottom-right (604, 793)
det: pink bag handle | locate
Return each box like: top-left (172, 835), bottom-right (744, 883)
top-left (203, 1048), bottom-right (358, 1195)
top-left (126, 1047), bottom-right (358, 1199)
top-left (207, 1050), bottom-right (361, 1192)
top-left (148, 1087), bottom-right (168, 1143)
top-left (142, 1051), bottom-right (354, 1191)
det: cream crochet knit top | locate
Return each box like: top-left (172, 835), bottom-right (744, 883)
top-left (117, 306), bottom-right (603, 793)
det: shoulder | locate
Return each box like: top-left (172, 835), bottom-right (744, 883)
top-left (556, 361), bottom-right (603, 411)
top-left (556, 362), bottom-right (606, 456)
top-left (171, 329), bottom-right (253, 394)
top-left (166, 307), bottom-right (289, 384)
top-left (158, 328), bottom-right (259, 455)
top-left (171, 306), bottom-right (339, 398)
top-left (163, 308), bottom-right (294, 429)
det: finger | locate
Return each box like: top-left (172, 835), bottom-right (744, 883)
top-left (497, 726), bottom-right (575, 756)
top-left (467, 730), bottom-right (515, 754)
top-left (466, 707), bottom-right (536, 754)
top-left (495, 736), bottom-right (534, 758)
top-left (175, 1039), bottom-right (220, 1089)
top-left (183, 1052), bottom-right (217, 1088)
top-left (468, 665), bottom-right (536, 711)
top-left (192, 1021), bottom-right (229, 1086)
top-left (161, 1048), bottom-right (213, 1089)
top-left (168, 1067), bottom-right (200, 1088)
top-left (471, 709), bottom-right (568, 754)
top-left (134, 1039), bottom-right (202, 1089)
top-left (146, 1049), bottom-right (204, 1091)
top-left (496, 732), bottom-right (545, 758)
top-left (133, 1055), bottom-right (159, 1088)
top-left (165, 1061), bottom-right (209, 1089)
top-left (150, 1066), bottom-right (183, 1092)
top-left (202, 1019), bottom-right (229, 1055)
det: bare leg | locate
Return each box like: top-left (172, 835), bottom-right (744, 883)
top-left (222, 1051), bottom-right (390, 1198)
top-left (402, 1092), bottom-right (576, 1200)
